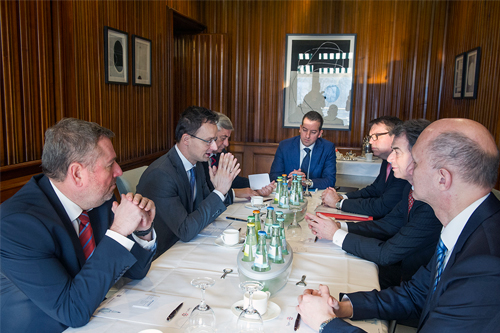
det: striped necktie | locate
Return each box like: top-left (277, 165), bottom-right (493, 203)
top-left (78, 211), bottom-right (96, 261)
top-left (301, 148), bottom-right (311, 177)
top-left (433, 238), bottom-right (448, 291)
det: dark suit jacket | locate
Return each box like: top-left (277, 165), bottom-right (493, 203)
top-left (343, 183), bottom-right (441, 287)
top-left (269, 136), bottom-right (336, 189)
top-left (341, 160), bottom-right (408, 219)
top-left (324, 193), bottom-right (500, 332)
top-left (137, 147), bottom-right (227, 258)
top-left (202, 150), bottom-right (250, 195)
top-left (0, 174), bottom-right (155, 332)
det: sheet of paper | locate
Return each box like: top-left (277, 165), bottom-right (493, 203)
top-left (248, 173), bottom-right (271, 190)
top-left (198, 220), bottom-right (232, 237)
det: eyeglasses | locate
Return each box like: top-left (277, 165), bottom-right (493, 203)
top-left (189, 133), bottom-right (218, 146)
top-left (368, 132), bottom-right (389, 141)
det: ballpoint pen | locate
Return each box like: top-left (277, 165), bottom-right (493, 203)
top-left (226, 216), bottom-right (247, 222)
top-left (166, 302), bottom-right (183, 321)
top-left (263, 198), bottom-right (273, 202)
top-left (294, 313), bottom-right (301, 331)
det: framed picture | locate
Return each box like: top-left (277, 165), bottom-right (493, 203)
top-left (104, 26), bottom-right (128, 84)
top-left (283, 34), bottom-right (357, 130)
top-left (463, 47), bottom-right (481, 99)
top-left (132, 35), bottom-right (152, 86)
top-left (453, 53), bottom-right (465, 99)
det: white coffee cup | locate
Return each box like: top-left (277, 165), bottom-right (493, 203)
top-left (365, 152), bottom-right (373, 161)
top-left (251, 196), bottom-right (264, 207)
top-left (221, 229), bottom-right (240, 245)
top-left (243, 290), bottom-right (271, 315)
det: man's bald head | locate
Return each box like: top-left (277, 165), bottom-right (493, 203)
top-left (419, 118), bottom-right (499, 190)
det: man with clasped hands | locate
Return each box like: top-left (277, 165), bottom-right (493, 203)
top-left (297, 118), bottom-right (500, 332)
top-left (1, 118), bottom-right (157, 332)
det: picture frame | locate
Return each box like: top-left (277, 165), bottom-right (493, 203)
top-left (132, 35), bottom-right (152, 86)
top-left (104, 26), bottom-right (128, 84)
top-left (463, 47), bottom-right (481, 99)
top-left (283, 34), bottom-right (357, 130)
top-left (453, 53), bottom-right (465, 99)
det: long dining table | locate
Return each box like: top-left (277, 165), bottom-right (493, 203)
top-left (65, 190), bottom-right (387, 333)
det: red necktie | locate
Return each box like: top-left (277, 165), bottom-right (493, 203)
top-left (79, 211), bottom-right (96, 260)
top-left (385, 162), bottom-right (391, 182)
top-left (408, 189), bottom-right (415, 214)
top-left (210, 155), bottom-right (217, 167)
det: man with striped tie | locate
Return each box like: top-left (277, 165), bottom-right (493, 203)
top-left (297, 118), bottom-right (500, 332)
top-left (0, 118), bottom-right (157, 332)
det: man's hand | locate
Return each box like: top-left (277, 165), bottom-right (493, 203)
top-left (209, 152), bottom-right (241, 195)
top-left (321, 187), bottom-right (343, 208)
top-left (305, 212), bottom-right (340, 240)
top-left (110, 193), bottom-right (156, 240)
top-left (234, 188), bottom-right (259, 199)
top-left (256, 181), bottom-right (276, 197)
top-left (288, 169), bottom-right (307, 183)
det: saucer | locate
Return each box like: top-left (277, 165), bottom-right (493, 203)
top-left (214, 236), bottom-right (244, 248)
top-left (230, 300), bottom-right (281, 321)
top-left (244, 202), bottom-right (270, 210)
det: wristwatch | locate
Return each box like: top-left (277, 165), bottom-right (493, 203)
top-left (335, 201), bottom-right (341, 209)
top-left (133, 222), bottom-right (154, 237)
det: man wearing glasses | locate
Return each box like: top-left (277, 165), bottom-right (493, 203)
top-left (321, 116), bottom-right (407, 219)
top-left (137, 106), bottom-right (240, 258)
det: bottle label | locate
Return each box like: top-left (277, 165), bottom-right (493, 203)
top-left (253, 254), bottom-right (269, 268)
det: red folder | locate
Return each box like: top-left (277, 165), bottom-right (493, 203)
top-left (315, 212), bottom-right (373, 221)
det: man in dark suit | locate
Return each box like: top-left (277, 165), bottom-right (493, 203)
top-left (202, 112), bottom-right (275, 199)
top-left (307, 120), bottom-right (441, 289)
top-left (298, 118), bottom-right (500, 332)
top-left (270, 111), bottom-right (336, 189)
top-left (0, 118), bottom-right (156, 332)
top-left (137, 106), bottom-right (240, 258)
top-left (321, 116), bottom-right (406, 219)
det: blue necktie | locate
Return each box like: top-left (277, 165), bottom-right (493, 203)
top-left (433, 238), bottom-right (447, 291)
top-left (301, 148), bottom-right (311, 177)
top-left (189, 167), bottom-right (196, 204)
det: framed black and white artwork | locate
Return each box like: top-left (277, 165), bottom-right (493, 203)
top-left (104, 26), bottom-right (128, 85)
top-left (132, 35), bottom-right (152, 86)
top-left (463, 47), bottom-right (481, 99)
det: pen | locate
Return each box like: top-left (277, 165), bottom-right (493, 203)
top-left (294, 313), bottom-right (301, 331)
top-left (263, 198), bottom-right (273, 202)
top-left (226, 216), bottom-right (247, 222)
top-left (166, 302), bottom-right (183, 321)
top-left (314, 236), bottom-right (318, 243)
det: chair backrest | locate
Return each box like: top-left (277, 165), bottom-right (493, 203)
top-left (493, 188), bottom-right (500, 201)
top-left (116, 166), bottom-right (149, 195)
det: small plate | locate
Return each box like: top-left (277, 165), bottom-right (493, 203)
top-left (214, 236), bottom-right (244, 248)
top-left (230, 300), bottom-right (281, 321)
top-left (244, 203), bottom-right (270, 210)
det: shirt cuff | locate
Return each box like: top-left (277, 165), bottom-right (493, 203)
top-left (213, 189), bottom-right (225, 201)
top-left (106, 229), bottom-right (135, 251)
top-left (341, 294), bottom-right (354, 318)
top-left (131, 228), bottom-right (157, 251)
top-left (332, 229), bottom-right (348, 247)
top-left (342, 194), bottom-right (348, 199)
top-left (339, 221), bottom-right (348, 232)
top-left (339, 198), bottom-right (346, 209)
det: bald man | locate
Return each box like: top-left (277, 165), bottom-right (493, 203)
top-left (297, 118), bottom-right (500, 332)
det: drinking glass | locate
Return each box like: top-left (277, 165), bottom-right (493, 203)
top-left (237, 281), bottom-right (264, 333)
top-left (185, 277), bottom-right (216, 333)
top-left (286, 206), bottom-right (303, 242)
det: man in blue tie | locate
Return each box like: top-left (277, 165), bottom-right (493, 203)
top-left (270, 111), bottom-right (336, 189)
top-left (296, 118), bottom-right (500, 332)
top-left (137, 106), bottom-right (241, 258)
top-left (1, 118), bottom-right (157, 332)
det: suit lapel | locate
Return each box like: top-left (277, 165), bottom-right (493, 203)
top-left (37, 175), bottom-right (87, 267)
top-left (309, 138), bottom-right (323, 176)
top-left (169, 149), bottom-right (193, 212)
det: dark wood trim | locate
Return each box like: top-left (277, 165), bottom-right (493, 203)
top-left (172, 8), bottom-right (206, 35)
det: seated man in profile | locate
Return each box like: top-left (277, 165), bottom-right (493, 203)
top-left (137, 106), bottom-right (240, 257)
top-left (1, 118), bottom-right (156, 332)
top-left (298, 118), bottom-right (500, 332)
top-left (322, 116), bottom-right (407, 219)
top-left (307, 119), bottom-right (441, 289)
top-left (203, 112), bottom-right (275, 200)
top-left (270, 111), bottom-right (336, 189)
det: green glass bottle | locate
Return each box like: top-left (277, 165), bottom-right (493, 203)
top-left (268, 224), bottom-right (285, 264)
top-left (279, 179), bottom-right (290, 209)
top-left (264, 206), bottom-right (274, 239)
top-left (277, 217), bottom-right (289, 255)
top-left (252, 231), bottom-right (271, 272)
top-left (242, 222), bottom-right (257, 262)
top-left (274, 177), bottom-right (282, 204)
top-left (290, 179), bottom-right (300, 206)
top-left (253, 210), bottom-right (262, 232)
top-left (297, 175), bottom-right (304, 202)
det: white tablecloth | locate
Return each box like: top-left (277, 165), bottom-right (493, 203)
top-left (65, 194), bottom-right (387, 333)
top-left (337, 158), bottom-right (382, 177)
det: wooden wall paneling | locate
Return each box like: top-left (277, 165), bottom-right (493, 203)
top-left (230, 142), bottom-right (278, 178)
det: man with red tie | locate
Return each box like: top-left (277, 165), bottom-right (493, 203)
top-left (307, 120), bottom-right (441, 290)
top-left (298, 118), bottom-right (500, 332)
top-left (0, 118), bottom-right (157, 332)
top-left (321, 116), bottom-right (407, 219)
